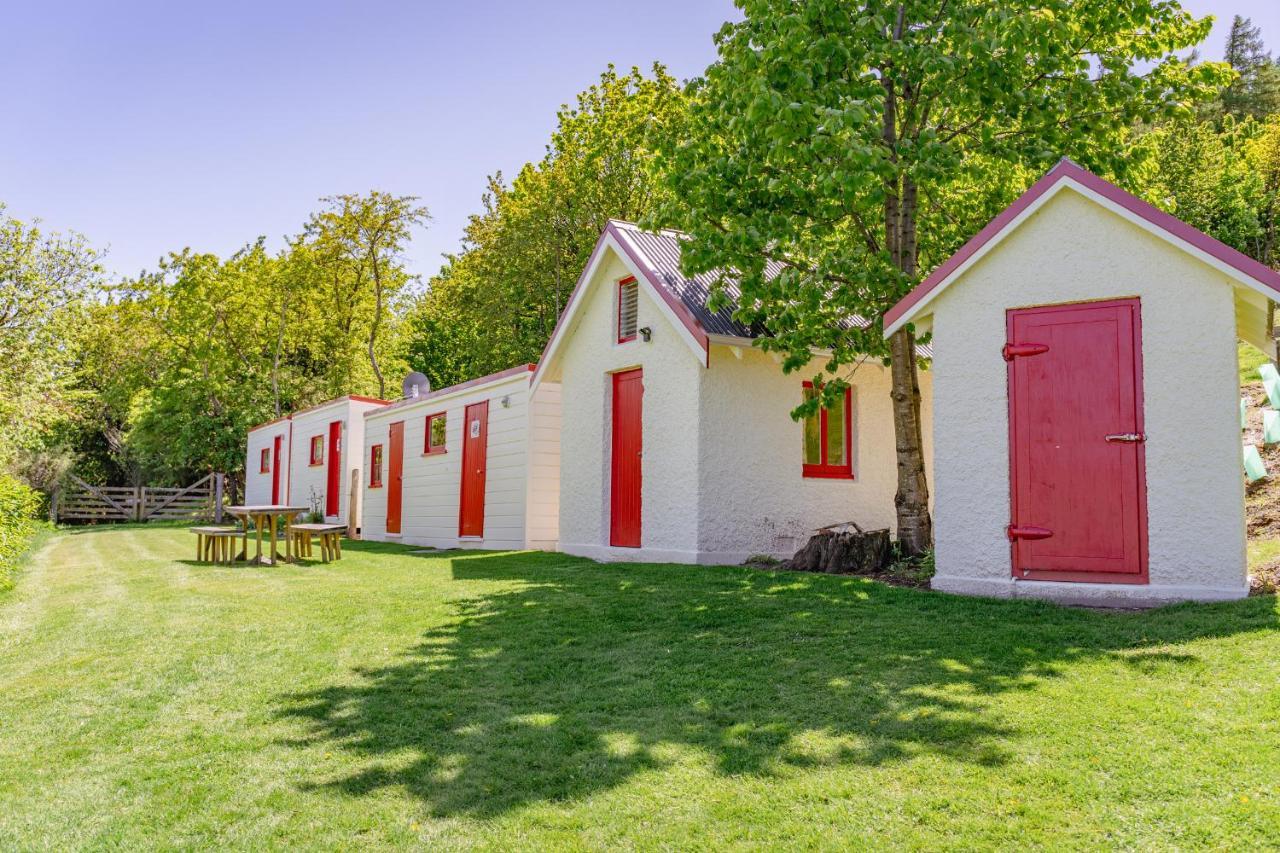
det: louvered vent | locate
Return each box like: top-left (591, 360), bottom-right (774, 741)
top-left (618, 279), bottom-right (638, 342)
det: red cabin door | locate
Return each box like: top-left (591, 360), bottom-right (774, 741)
top-left (459, 401), bottom-right (489, 537)
top-left (386, 421), bottom-right (404, 535)
top-left (610, 369), bottom-right (643, 547)
top-left (271, 435), bottom-right (283, 504)
top-left (326, 421), bottom-right (342, 517)
top-left (1007, 298), bottom-right (1147, 583)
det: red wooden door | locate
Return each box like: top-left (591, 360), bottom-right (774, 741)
top-left (271, 435), bottom-right (282, 504)
top-left (459, 401), bottom-right (489, 537)
top-left (610, 369), bottom-right (643, 547)
top-left (386, 421), bottom-right (404, 535)
top-left (326, 421), bottom-right (342, 517)
top-left (1007, 298), bottom-right (1147, 583)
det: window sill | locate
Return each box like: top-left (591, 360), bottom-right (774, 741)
top-left (308, 462), bottom-right (324, 467)
top-left (802, 466), bottom-right (855, 480)
top-left (423, 449), bottom-right (448, 457)
top-left (368, 484), bottom-right (383, 489)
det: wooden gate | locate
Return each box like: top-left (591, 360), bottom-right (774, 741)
top-left (58, 474), bottom-right (226, 524)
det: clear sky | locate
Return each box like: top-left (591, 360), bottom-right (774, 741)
top-left (1, 1), bottom-right (1276, 283)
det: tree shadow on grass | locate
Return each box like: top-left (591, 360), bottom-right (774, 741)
top-left (274, 551), bottom-right (1279, 818)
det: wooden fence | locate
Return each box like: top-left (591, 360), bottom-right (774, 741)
top-left (57, 473), bottom-right (226, 524)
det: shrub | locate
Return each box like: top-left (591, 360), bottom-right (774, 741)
top-left (0, 474), bottom-right (42, 592)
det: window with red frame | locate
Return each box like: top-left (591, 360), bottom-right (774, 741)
top-left (617, 277), bottom-right (638, 343)
top-left (310, 435), bottom-right (324, 466)
top-left (260, 448), bottom-right (271, 473)
top-left (370, 445), bottom-right (383, 487)
top-left (801, 383), bottom-right (853, 479)
top-left (424, 412), bottom-right (446, 454)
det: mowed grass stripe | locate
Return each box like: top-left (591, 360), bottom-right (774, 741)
top-left (0, 526), bottom-right (1277, 849)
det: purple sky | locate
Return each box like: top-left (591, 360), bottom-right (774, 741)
top-left (1, 1), bottom-right (1275, 283)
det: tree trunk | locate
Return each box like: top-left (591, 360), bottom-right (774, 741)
top-left (888, 326), bottom-right (932, 554)
top-left (368, 257), bottom-right (386, 399)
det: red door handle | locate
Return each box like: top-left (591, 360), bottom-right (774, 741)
top-left (1007, 525), bottom-right (1053, 541)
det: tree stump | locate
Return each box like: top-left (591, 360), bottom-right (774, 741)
top-left (783, 526), bottom-right (891, 574)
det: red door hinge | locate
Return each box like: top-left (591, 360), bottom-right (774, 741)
top-left (1002, 342), bottom-right (1049, 361)
top-left (1007, 524), bottom-right (1053, 542)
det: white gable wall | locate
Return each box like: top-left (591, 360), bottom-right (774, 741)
top-left (696, 345), bottom-right (933, 563)
top-left (362, 374), bottom-right (553, 550)
top-left (555, 251), bottom-right (704, 562)
top-left (928, 188), bottom-right (1246, 604)
top-left (244, 420), bottom-right (290, 506)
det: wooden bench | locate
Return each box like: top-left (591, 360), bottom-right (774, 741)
top-left (191, 526), bottom-right (246, 565)
top-left (289, 524), bottom-right (346, 563)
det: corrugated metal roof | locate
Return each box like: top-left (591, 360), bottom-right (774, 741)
top-left (609, 220), bottom-right (932, 358)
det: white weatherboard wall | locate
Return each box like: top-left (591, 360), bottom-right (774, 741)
top-left (244, 419), bottom-right (290, 506)
top-left (548, 245), bottom-right (932, 564)
top-left (287, 398), bottom-right (384, 526)
top-left (928, 188), bottom-right (1246, 605)
top-left (362, 372), bottom-right (560, 550)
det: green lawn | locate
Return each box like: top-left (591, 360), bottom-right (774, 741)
top-left (2, 527), bottom-right (1279, 848)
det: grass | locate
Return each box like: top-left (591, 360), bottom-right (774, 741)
top-left (1240, 341), bottom-right (1271, 386)
top-left (2, 527), bottom-right (1279, 849)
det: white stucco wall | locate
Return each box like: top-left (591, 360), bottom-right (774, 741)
top-left (547, 243), bottom-right (935, 565)
top-left (928, 187), bottom-right (1247, 605)
top-left (362, 373), bottom-right (557, 550)
top-left (696, 347), bottom-right (933, 564)
top-left (244, 420), bottom-right (290, 506)
top-left (287, 398), bottom-right (383, 526)
top-left (551, 251), bottom-right (705, 562)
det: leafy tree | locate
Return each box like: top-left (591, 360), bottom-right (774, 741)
top-left (0, 206), bottom-right (103, 464)
top-left (404, 65), bottom-right (685, 386)
top-left (654, 0), bottom-right (1229, 554)
top-left (1220, 15), bottom-right (1280, 120)
top-left (306, 193), bottom-right (430, 398)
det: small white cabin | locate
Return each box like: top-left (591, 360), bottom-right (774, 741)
top-left (884, 160), bottom-right (1280, 606)
top-left (287, 396), bottom-right (387, 525)
top-left (244, 416), bottom-right (292, 506)
top-left (361, 365), bottom-right (561, 550)
top-left (531, 220), bottom-right (932, 565)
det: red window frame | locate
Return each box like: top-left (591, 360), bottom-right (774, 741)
top-left (369, 444), bottom-right (383, 488)
top-left (309, 435), bottom-right (324, 466)
top-left (617, 277), bottom-right (638, 344)
top-left (801, 382), bottom-right (854, 479)
top-left (424, 412), bottom-right (447, 455)
top-left (260, 448), bottom-right (271, 473)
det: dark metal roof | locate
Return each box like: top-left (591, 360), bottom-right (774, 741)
top-left (609, 220), bottom-right (932, 358)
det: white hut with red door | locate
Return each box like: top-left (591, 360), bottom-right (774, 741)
top-left (286, 395), bottom-right (387, 525)
top-left (883, 159), bottom-right (1280, 606)
top-left (360, 365), bottom-right (561, 550)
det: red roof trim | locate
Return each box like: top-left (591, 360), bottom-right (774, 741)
top-left (884, 159), bottom-right (1280, 334)
top-left (365, 364), bottom-right (536, 416)
top-left (248, 414), bottom-right (291, 433)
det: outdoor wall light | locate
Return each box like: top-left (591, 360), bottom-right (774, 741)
top-left (501, 395), bottom-right (511, 408)
top-left (639, 326), bottom-right (652, 342)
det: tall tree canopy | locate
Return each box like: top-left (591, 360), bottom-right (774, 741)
top-left (0, 207), bottom-right (103, 464)
top-left (402, 65), bottom-right (686, 388)
top-left (1220, 15), bottom-right (1280, 120)
top-left (654, 0), bottom-right (1230, 554)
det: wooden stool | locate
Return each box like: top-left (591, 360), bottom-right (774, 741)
top-left (190, 526), bottom-right (245, 565)
top-left (289, 524), bottom-right (346, 563)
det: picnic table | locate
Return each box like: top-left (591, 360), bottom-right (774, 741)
top-left (225, 505), bottom-right (307, 565)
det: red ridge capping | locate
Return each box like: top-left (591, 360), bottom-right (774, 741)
top-left (884, 159), bottom-right (1280, 334)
